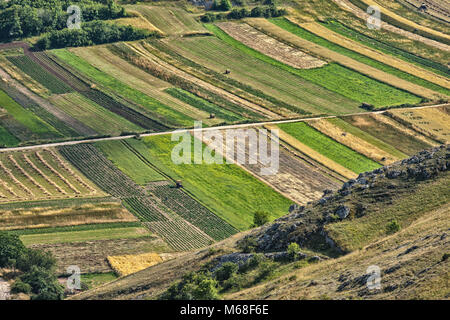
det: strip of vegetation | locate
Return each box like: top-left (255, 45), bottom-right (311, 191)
top-left (270, 18), bottom-right (450, 97)
top-left (278, 122), bottom-right (381, 173)
top-left (322, 21), bottom-right (449, 77)
top-left (201, 5), bottom-right (287, 22)
top-left (207, 24), bottom-right (422, 108)
top-left (0, 0), bottom-right (126, 41)
top-left (35, 20), bottom-right (158, 50)
top-left (0, 124), bottom-right (20, 147)
top-left (165, 88), bottom-right (243, 122)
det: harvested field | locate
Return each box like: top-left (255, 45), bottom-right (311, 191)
top-left (20, 226), bottom-right (150, 245)
top-left (386, 106), bottom-right (450, 143)
top-left (133, 5), bottom-right (206, 35)
top-left (297, 21), bottom-right (450, 95)
top-left (201, 128), bottom-right (341, 204)
top-left (276, 122), bottom-right (381, 174)
top-left (108, 252), bottom-right (163, 276)
top-left (0, 201), bottom-right (135, 231)
top-left (341, 113), bottom-right (435, 155)
top-left (167, 34), bottom-right (361, 115)
top-left (113, 9), bottom-right (161, 33)
top-left (217, 22), bottom-right (327, 69)
top-left (0, 149), bottom-right (101, 203)
top-left (49, 93), bottom-right (142, 136)
top-left (30, 236), bottom-right (171, 275)
top-left (402, 0), bottom-right (450, 23)
top-left (308, 118), bottom-right (399, 164)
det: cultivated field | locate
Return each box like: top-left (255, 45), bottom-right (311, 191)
top-left (217, 22), bottom-right (327, 69)
top-left (108, 252), bottom-right (163, 276)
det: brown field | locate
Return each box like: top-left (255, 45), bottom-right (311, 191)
top-left (308, 118), bottom-right (399, 164)
top-left (265, 124), bottom-right (357, 180)
top-left (108, 252), bottom-right (163, 276)
top-left (301, 22), bottom-right (450, 90)
top-left (0, 149), bottom-right (102, 203)
top-left (113, 9), bottom-right (162, 34)
top-left (31, 236), bottom-right (172, 275)
top-left (246, 18), bottom-right (445, 101)
top-left (387, 106), bottom-right (450, 143)
top-left (217, 22), bottom-right (327, 69)
top-left (0, 201), bottom-right (137, 231)
top-left (201, 129), bottom-right (341, 204)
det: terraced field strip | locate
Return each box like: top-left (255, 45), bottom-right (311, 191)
top-left (332, 0), bottom-right (450, 51)
top-left (341, 113), bottom-right (436, 155)
top-left (298, 21), bottom-right (450, 94)
top-left (245, 18), bottom-right (438, 102)
top-left (59, 143), bottom-right (213, 250)
top-left (107, 252), bottom-right (163, 276)
top-left (6, 55), bottom-right (72, 94)
top-left (72, 46), bottom-right (220, 126)
top-left (121, 41), bottom-right (276, 120)
top-left (45, 49), bottom-right (169, 132)
top-left (95, 140), bottom-right (165, 185)
top-left (0, 149), bottom-right (101, 203)
top-left (52, 49), bottom-right (193, 128)
top-left (276, 121), bottom-right (381, 174)
top-left (141, 134), bottom-right (292, 230)
top-left (321, 21), bottom-right (450, 77)
top-left (267, 124), bottom-right (357, 180)
top-left (350, 0), bottom-right (450, 44)
top-left (49, 93), bottom-right (142, 136)
top-left (0, 89), bottom-right (62, 140)
top-left (0, 124), bottom-right (19, 147)
top-left (201, 128), bottom-right (340, 204)
top-left (113, 9), bottom-right (162, 33)
top-left (308, 118), bottom-right (400, 164)
top-left (217, 22), bottom-right (327, 69)
top-left (386, 106), bottom-right (450, 143)
top-left (167, 32), bottom-right (361, 115)
top-left (403, 0), bottom-right (450, 23)
top-left (20, 227), bottom-right (151, 245)
top-left (0, 200), bottom-right (137, 231)
top-left (328, 118), bottom-right (408, 160)
top-left (133, 5), bottom-right (206, 35)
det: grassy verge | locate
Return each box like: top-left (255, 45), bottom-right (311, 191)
top-left (207, 24), bottom-right (421, 108)
top-left (278, 122), bottom-right (380, 173)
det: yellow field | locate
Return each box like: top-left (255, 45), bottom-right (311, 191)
top-left (308, 119), bottom-right (399, 164)
top-left (108, 252), bottom-right (163, 276)
top-left (359, 0), bottom-right (450, 43)
top-left (245, 18), bottom-right (445, 101)
top-left (266, 124), bottom-right (357, 180)
top-left (387, 106), bottom-right (450, 143)
top-left (113, 10), bottom-right (162, 34)
top-left (300, 22), bottom-right (450, 90)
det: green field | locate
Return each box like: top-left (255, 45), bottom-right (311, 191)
top-left (95, 139), bottom-right (165, 185)
top-left (207, 24), bottom-right (422, 108)
top-left (168, 34), bottom-right (360, 115)
top-left (0, 124), bottom-right (19, 147)
top-left (0, 89), bottom-right (61, 139)
top-left (278, 122), bottom-right (381, 173)
top-left (270, 18), bottom-right (450, 97)
top-left (7, 55), bottom-right (72, 94)
top-left (165, 88), bottom-right (243, 123)
top-left (50, 92), bottom-right (143, 136)
top-left (51, 49), bottom-right (196, 127)
top-left (81, 272), bottom-right (118, 289)
top-left (20, 227), bottom-right (151, 245)
top-left (328, 118), bottom-right (408, 159)
top-left (140, 134), bottom-right (291, 230)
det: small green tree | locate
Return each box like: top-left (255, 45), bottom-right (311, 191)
top-left (386, 220), bottom-right (401, 234)
top-left (215, 262), bottom-right (238, 283)
top-left (253, 211), bottom-right (270, 227)
top-left (0, 232), bottom-right (26, 268)
top-left (287, 242), bottom-right (300, 261)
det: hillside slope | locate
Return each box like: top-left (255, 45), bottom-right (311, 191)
top-left (71, 145), bottom-right (449, 300)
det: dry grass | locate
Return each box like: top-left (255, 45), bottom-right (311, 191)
top-left (108, 252), bottom-right (163, 276)
top-left (113, 10), bottom-right (162, 34)
top-left (301, 22), bottom-right (450, 90)
top-left (266, 124), bottom-right (357, 180)
top-left (308, 118), bottom-right (399, 164)
top-left (246, 18), bottom-right (444, 100)
top-left (217, 22), bottom-right (327, 69)
top-left (387, 106), bottom-right (450, 143)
